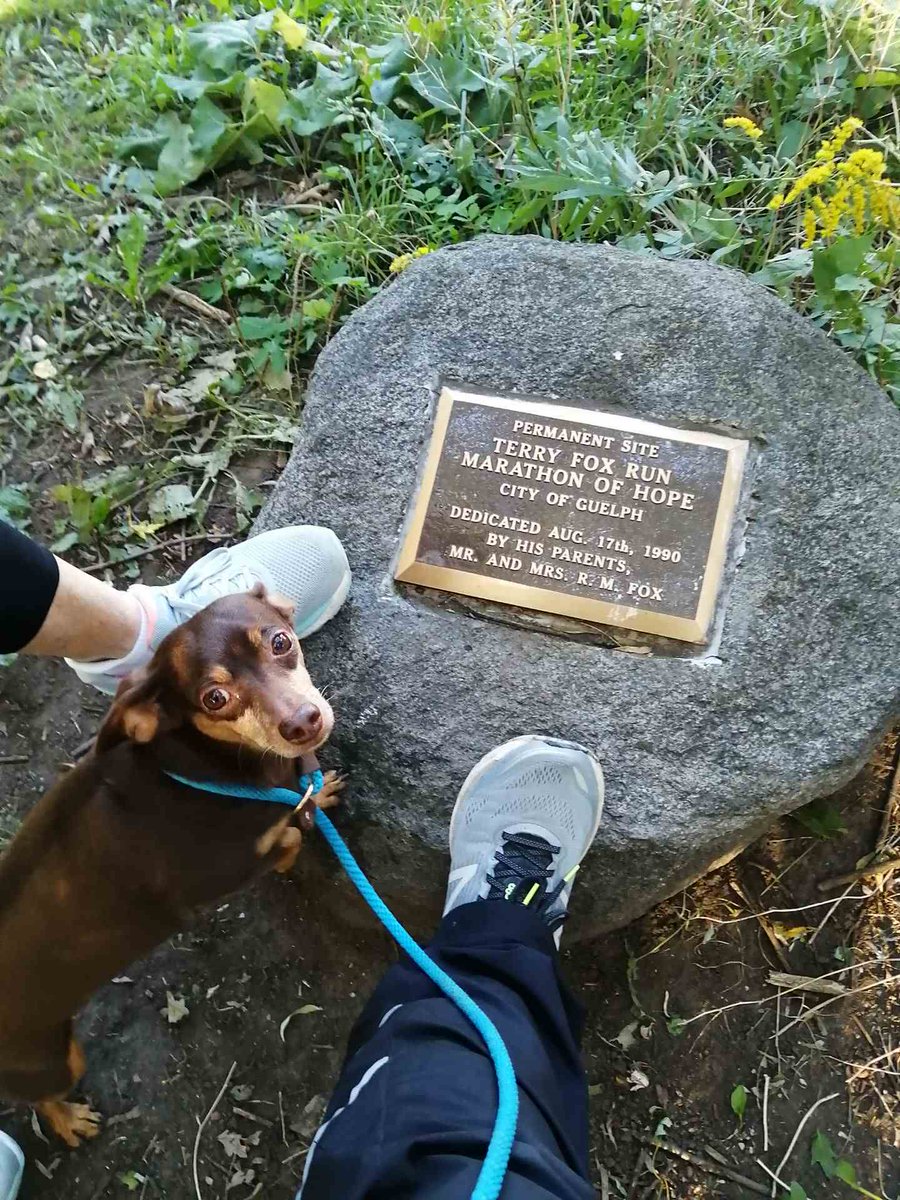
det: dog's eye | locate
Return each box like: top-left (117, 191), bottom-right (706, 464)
top-left (202, 687), bottom-right (230, 712)
top-left (271, 631), bottom-right (292, 656)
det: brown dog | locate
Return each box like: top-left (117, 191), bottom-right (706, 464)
top-left (0, 585), bottom-right (342, 1145)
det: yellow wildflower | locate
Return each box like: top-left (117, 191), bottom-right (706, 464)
top-left (389, 246), bottom-right (434, 273)
top-left (783, 162), bottom-right (833, 206)
top-left (723, 116), bottom-right (763, 140)
top-left (851, 184), bottom-right (866, 235)
top-left (815, 116), bottom-right (862, 163)
top-left (839, 148), bottom-right (885, 182)
top-left (801, 207), bottom-right (817, 248)
top-left (769, 115), bottom-right (898, 245)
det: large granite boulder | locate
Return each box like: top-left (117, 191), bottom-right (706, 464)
top-left (258, 235), bottom-right (900, 934)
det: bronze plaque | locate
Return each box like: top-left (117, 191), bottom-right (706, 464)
top-left (395, 388), bottom-right (749, 643)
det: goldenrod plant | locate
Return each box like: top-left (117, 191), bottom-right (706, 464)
top-left (769, 117), bottom-right (899, 246)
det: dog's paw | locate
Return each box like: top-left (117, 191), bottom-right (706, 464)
top-left (314, 770), bottom-right (345, 810)
top-left (274, 825), bottom-right (303, 873)
top-left (38, 1100), bottom-right (102, 1148)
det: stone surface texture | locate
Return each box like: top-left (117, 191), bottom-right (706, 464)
top-left (258, 235), bottom-right (900, 933)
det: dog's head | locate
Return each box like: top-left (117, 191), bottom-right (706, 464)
top-left (96, 585), bottom-right (333, 759)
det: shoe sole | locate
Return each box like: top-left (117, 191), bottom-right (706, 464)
top-left (294, 566), bottom-right (352, 639)
top-left (448, 734), bottom-right (605, 857)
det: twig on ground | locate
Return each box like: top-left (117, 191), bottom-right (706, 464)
top-left (639, 1137), bottom-right (768, 1196)
top-left (278, 1090), bottom-right (287, 1147)
top-left (848, 1047), bottom-right (900, 1084)
top-left (160, 283), bottom-right (230, 325)
top-left (762, 1073), bottom-right (770, 1153)
top-left (756, 1157), bottom-right (791, 1193)
top-left (232, 1106), bottom-right (273, 1127)
top-left (82, 533), bottom-right (231, 574)
top-left (278, 202), bottom-right (331, 213)
top-left (818, 856), bottom-right (900, 892)
top-left (779, 973), bottom-right (900, 1037)
top-left (767, 971), bottom-right (848, 997)
top-left (808, 881), bottom-right (856, 946)
top-left (626, 1146), bottom-right (647, 1199)
top-left (769, 1093), bottom-right (840, 1197)
top-left (599, 1164), bottom-right (610, 1200)
top-left (0, 755), bottom-right (29, 764)
top-left (192, 1060), bottom-right (237, 1200)
top-left (730, 881), bottom-right (792, 971)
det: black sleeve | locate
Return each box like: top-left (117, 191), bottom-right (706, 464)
top-left (0, 521), bottom-right (60, 653)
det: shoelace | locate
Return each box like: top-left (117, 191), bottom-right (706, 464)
top-left (486, 831), bottom-right (568, 930)
top-left (161, 549), bottom-right (262, 620)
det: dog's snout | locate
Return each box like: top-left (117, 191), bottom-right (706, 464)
top-left (279, 704), bottom-right (323, 743)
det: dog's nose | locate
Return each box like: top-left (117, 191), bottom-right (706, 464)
top-left (279, 704), bottom-right (323, 743)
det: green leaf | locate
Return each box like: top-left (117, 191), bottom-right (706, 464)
top-left (51, 484), bottom-right (111, 539)
top-left (234, 479), bottom-right (265, 532)
top-left (242, 78), bottom-right (287, 136)
top-left (154, 114), bottom-right (206, 195)
top-left (157, 73), bottom-right (215, 102)
top-left (672, 198), bottom-right (740, 250)
top-left (793, 798), bottom-right (846, 840)
top-left (407, 53), bottom-right (485, 114)
top-left (283, 82), bottom-right (348, 137)
top-left (730, 1083), bottom-right (748, 1121)
top-left (784, 1185), bottom-right (807, 1200)
top-left (753, 249), bottom-right (813, 290)
top-left (835, 1160), bottom-right (858, 1185)
top-left (0, 485), bottom-right (30, 528)
top-left (117, 126), bottom-right (169, 170)
top-left (833, 273), bottom-right (870, 294)
top-left (116, 211), bottom-right (148, 303)
top-left (189, 97), bottom-right (230, 162)
top-left (186, 18), bottom-right (260, 75)
top-left (853, 70), bottom-right (900, 88)
top-left (812, 235), bottom-right (874, 304)
top-left (238, 314), bottom-right (286, 340)
top-left (149, 484), bottom-right (197, 526)
top-left (50, 529), bottom-right (80, 554)
top-left (301, 297), bottom-right (332, 323)
top-left (118, 1172), bottom-right (144, 1192)
top-left (810, 1130), bottom-right (838, 1178)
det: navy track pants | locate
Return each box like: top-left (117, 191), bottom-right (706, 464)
top-left (297, 900), bottom-right (594, 1199)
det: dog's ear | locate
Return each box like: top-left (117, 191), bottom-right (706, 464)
top-left (95, 665), bottom-right (175, 754)
top-left (250, 581), bottom-right (295, 625)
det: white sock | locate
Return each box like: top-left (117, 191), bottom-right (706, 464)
top-left (64, 592), bottom-right (153, 685)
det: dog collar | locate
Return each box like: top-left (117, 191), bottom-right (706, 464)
top-left (163, 768), bottom-right (325, 807)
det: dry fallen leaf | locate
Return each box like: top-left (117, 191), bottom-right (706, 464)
top-left (614, 1021), bottom-right (638, 1051)
top-left (289, 1094), bottom-right (327, 1140)
top-left (771, 922), bottom-right (814, 945)
top-left (280, 1004), bottom-right (323, 1042)
top-left (161, 991), bottom-right (190, 1024)
top-left (33, 359), bottom-right (57, 380)
top-left (217, 1130), bottom-right (248, 1160)
top-left (627, 1067), bottom-right (650, 1091)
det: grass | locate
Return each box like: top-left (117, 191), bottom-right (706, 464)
top-left (0, 0), bottom-right (898, 557)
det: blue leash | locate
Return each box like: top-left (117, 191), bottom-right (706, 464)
top-left (165, 769), bottom-right (518, 1200)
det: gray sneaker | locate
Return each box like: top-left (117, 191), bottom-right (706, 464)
top-left (444, 735), bottom-right (604, 945)
top-left (0, 1130), bottom-right (23, 1200)
top-left (67, 525), bottom-right (351, 694)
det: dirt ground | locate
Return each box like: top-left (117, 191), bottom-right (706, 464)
top-left (1, 641), bottom-right (899, 1199)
